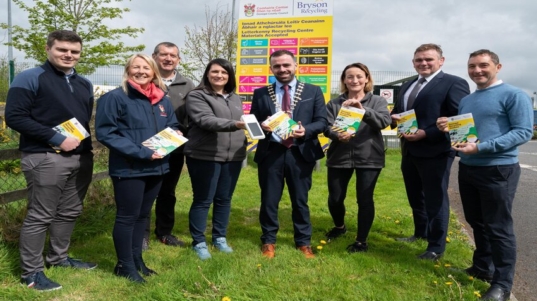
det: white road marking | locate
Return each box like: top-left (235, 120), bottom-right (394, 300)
top-left (519, 152), bottom-right (537, 156)
top-left (520, 164), bottom-right (537, 172)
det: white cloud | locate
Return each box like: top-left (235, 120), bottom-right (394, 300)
top-left (1, 0), bottom-right (536, 94)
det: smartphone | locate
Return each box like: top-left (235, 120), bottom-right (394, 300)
top-left (241, 114), bottom-right (265, 140)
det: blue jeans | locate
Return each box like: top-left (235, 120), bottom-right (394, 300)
top-left (459, 162), bottom-right (520, 292)
top-left (111, 176), bottom-right (162, 266)
top-left (186, 157), bottom-right (242, 245)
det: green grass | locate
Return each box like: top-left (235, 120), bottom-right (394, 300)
top-left (0, 150), bottom-right (488, 300)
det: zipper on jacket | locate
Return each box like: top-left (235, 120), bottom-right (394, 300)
top-left (150, 103), bottom-right (165, 174)
top-left (225, 95), bottom-right (233, 161)
top-left (152, 107), bottom-right (164, 175)
top-left (65, 75), bottom-right (74, 93)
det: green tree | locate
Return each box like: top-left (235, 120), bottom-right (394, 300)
top-left (0, 0), bottom-right (145, 75)
top-left (180, 3), bottom-right (237, 82)
top-left (0, 57), bottom-right (9, 103)
top-left (0, 57), bottom-right (32, 103)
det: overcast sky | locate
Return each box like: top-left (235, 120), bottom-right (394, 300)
top-left (1, 0), bottom-right (536, 96)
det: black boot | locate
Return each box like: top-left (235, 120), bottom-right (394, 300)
top-left (134, 256), bottom-right (157, 276)
top-left (113, 263), bottom-right (146, 283)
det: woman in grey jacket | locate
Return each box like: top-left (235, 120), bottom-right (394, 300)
top-left (184, 58), bottom-right (247, 260)
top-left (324, 63), bottom-right (391, 252)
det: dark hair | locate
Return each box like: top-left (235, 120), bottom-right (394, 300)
top-left (340, 63), bottom-right (374, 93)
top-left (46, 30), bottom-right (83, 48)
top-left (153, 42), bottom-right (179, 56)
top-left (469, 49), bottom-right (500, 65)
top-left (198, 58), bottom-right (236, 94)
top-left (414, 43), bottom-right (443, 57)
top-left (269, 49), bottom-right (296, 63)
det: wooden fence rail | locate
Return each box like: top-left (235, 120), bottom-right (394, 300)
top-left (0, 141), bottom-right (109, 205)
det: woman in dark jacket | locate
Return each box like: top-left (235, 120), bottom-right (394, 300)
top-left (324, 63), bottom-right (391, 252)
top-left (184, 58), bottom-right (247, 260)
top-left (95, 54), bottom-right (180, 282)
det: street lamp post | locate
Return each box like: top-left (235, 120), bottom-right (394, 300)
top-left (231, 0), bottom-right (237, 31)
top-left (8, 0), bottom-right (15, 84)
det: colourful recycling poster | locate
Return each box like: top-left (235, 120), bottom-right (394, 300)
top-left (236, 0), bottom-right (334, 151)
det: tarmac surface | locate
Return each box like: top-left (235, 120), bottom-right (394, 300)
top-left (448, 140), bottom-right (537, 301)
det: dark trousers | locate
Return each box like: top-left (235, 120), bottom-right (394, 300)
top-left (144, 152), bottom-right (185, 238)
top-left (459, 162), bottom-right (520, 291)
top-left (401, 153), bottom-right (453, 253)
top-left (186, 157), bottom-right (242, 246)
top-left (327, 167), bottom-right (381, 242)
top-left (111, 176), bottom-right (162, 266)
top-left (258, 144), bottom-right (316, 247)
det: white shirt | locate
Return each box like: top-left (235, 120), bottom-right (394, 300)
top-left (404, 69), bottom-right (442, 111)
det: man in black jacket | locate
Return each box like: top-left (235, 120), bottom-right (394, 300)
top-left (143, 42), bottom-right (195, 249)
top-left (5, 30), bottom-right (96, 291)
top-left (391, 43), bottom-right (470, 260)
top-left (250, 50), bottom-right (327, 259)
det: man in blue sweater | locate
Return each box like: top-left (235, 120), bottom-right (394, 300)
top-left (5, 30), bottom-right (96, 292)
top-left (437, 49), bottom-right (533, 301)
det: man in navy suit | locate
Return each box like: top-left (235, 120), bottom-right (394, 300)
top-left (250, 50), bottom-right (327, 259)
top-left (391, 44), bottom-right (470, 260)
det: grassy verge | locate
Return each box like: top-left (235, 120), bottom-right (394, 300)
top-left (0, 149), bottom-right (487, 301)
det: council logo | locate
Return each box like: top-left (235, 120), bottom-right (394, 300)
top-left (244, 3), bottom-right (256, 17)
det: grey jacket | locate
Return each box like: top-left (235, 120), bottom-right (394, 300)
top-left (167, 72), bottom-right (195, 154)
top-left (184, 88), bottom-right (247, 162)
top-left (324, 93), bottom-right (391, 169)
top-left (169, 72), bottom-right (196, 134)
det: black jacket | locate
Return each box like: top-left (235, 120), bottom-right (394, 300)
top-left (324, 93), bottom-right (391, 169)
top-left (5, 60), bottom-right (94, 153)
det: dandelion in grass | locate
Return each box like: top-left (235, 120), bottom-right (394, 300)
top-left (445, 282), bottom-right (453, 286)
top-left (474, 291), bottom-right (481, 298)
top-left (433, 280), bottom-right (438, 284)
top-left (222, 297), bottom-right (231, 301)
top-left (257, 263), bottom-right (262, 272)
top-left (446, 237), bottom-right (451, 243)
top-left (468, 276), bottom-right (474, 280)
top-left (395, 220), bottom-right (400, 224)
top-left (317, 246), bottom-right (323, 251)
top-left (320, 240), bottom-right (326, 245)
top-left (444, 264), bottom-right (451, 268)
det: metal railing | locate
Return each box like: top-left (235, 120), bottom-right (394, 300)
top-left (1, 63), bottom-right (407, 204)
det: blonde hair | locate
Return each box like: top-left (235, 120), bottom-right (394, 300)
top-left (121, 53), bottom-right (167, 93)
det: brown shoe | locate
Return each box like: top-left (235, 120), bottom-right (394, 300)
top-left (297, 246), bottom-right (315, 259)
top-left (261, 244), bottom-right (275, 258)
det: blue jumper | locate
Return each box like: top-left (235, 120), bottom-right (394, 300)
top-left (458, 83), bottom-right (533, 166)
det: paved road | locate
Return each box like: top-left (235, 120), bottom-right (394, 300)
top-left (449, 140), bottom-right (537, 301)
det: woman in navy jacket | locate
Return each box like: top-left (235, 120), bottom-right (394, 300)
top-left (95, 54), bottom-right (180, 282)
